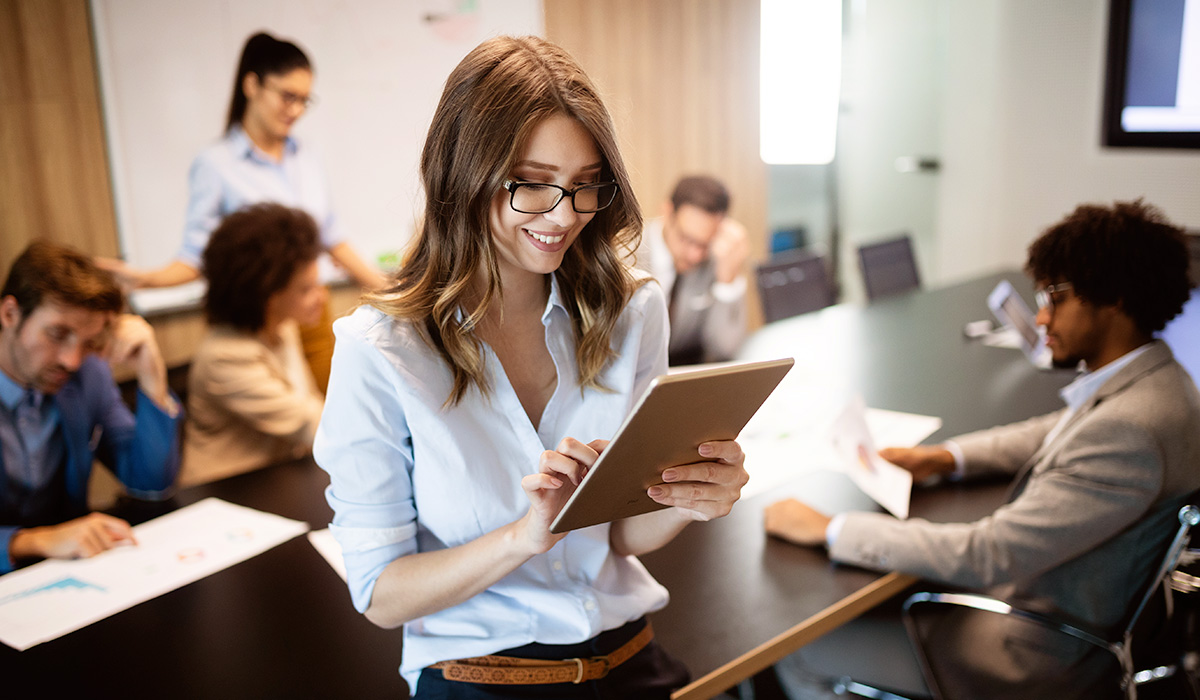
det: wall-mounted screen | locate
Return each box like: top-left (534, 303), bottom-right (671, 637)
top-left (1103, 0), bottom-right (1200, 148)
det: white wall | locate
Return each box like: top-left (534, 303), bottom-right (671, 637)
top-left (935, 0), bottom-right (1200, 285)
top-left (91, 0), bottom-right (543, 272)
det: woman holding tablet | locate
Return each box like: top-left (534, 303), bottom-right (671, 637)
top-left (315, 36), bottom-right (748, 698)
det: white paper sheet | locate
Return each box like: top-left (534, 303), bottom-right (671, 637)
top-left (739, 380), bottom-right (941, 500)
top-left (306, 529), bottom-right (347, 581)
top-left (830, 397), bottom-right (914, 519)
top-left (0, 498), bottom-right (308, 650)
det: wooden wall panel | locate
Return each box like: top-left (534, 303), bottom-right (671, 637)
top-left (545, 0), bottom-right (768, 326)
top-left (0, 0), bottom-right (119, 272)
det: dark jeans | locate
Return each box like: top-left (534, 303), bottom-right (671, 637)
top-left (412, 618), bottom-right (690, 699)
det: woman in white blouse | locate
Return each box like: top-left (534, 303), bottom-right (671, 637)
top-left (314, 36), bottom-right (749, 698)
top-left (181, 203), bottom-right (327, 485)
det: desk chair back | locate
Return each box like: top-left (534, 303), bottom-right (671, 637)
top-left (755, 250), bottom-right (834, 324)
top-left (858, 235), bottom-right (920, 301)
top-left (902, 502), bottom-right (1200, 700)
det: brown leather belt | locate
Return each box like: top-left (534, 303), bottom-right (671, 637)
top-left (430, 623), bottom-right (654, 685)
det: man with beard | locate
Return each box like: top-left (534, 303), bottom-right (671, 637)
top-left (764, 200), bottom-right (1200, 698)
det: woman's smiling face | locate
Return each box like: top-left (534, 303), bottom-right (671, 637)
top-left (488, 113), bottom-right (603, 287)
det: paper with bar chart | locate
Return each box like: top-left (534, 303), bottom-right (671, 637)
top-left (0, 498), bottom-right (308, 650)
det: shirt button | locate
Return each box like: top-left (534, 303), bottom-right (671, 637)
top-left (553, 561), bottom-right (564, 571)
top-left (584, 600), bottom-right (596, 611)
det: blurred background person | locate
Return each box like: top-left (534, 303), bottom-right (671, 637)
top-left (180, 204), bottom-right (325, 486)
top-left (634, 175), bottom-right (748, 365)
top-left (99, 31), bottom-right (384, 391)
top-left (1, 242), bottom-right (179, 572)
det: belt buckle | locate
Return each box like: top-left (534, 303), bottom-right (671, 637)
top-left (569, 655), bottom-right (610, 684)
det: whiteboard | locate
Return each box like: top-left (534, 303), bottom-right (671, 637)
top-left (90, 0), bottom-right (543, 271)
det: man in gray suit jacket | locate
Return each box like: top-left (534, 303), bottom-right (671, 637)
top-left (764, 200), bottom-right (1200, 699)
top-left (635, 175), bottom-right (748, 365)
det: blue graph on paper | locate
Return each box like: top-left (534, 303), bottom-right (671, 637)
top-left (0, 576), bottom-right (107, 608)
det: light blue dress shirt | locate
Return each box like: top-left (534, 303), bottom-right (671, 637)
top-left (0, 369), bottom-right (66, 524)
top-left (178, 126), bottom-right (343, 267)
top-left (314, 276), bottom-right (671, 691)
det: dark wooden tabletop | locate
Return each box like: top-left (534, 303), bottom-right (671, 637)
top-left (0, 271), bottom-right (1074, 700)
top-left (645, 270), bottom-right (1074, 698)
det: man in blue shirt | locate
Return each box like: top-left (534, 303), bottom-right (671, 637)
top-left (0, 242), bottom-right (180, 573)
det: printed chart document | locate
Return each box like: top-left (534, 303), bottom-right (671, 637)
top-left (830, 396), bottom-right (914, 519)
top-left (0, 498), bottom-right (308, 650)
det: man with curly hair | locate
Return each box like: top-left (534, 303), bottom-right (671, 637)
top-left (764, 200), bottom-right (1200, 698)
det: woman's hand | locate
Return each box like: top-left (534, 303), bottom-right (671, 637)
top-left (647, 439), bottom-right (748, 522)
top-left (518, 437), bottom-right (607, 554)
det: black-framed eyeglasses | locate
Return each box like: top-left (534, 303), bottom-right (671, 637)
top-left (1035, 282), bottom-right (1073, 311)
top-left (264, 85), bottom-right (317, 110)
top-left (502, 180), bottom-right (620, 214)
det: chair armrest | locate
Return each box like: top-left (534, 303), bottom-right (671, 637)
top-left (902, 591), bottom-right (1116, 653)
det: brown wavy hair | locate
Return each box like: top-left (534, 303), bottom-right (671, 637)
top-left (366, 36), bottom-right (644, 405)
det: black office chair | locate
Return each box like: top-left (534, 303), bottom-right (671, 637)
top-left (858, 235), bottom-right (920, 301)
top-left (901, 503), bottom-right (1200, 700)
top-left (754, 250), bottom-right (834, 324)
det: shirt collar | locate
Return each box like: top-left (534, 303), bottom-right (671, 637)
top-left (0, 364), bottom-right (26, 410)
top-left (449, 274), bottom-right (568, 325)
top-left (543, 274), bottom-right (568, 323)
top-left (227, 124), bottom-right (297, 162)
top-left (1059, 343), bottom-right (1152, 412)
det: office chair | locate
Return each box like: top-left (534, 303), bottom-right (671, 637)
top-left (858, 235), bottom-right (920, 301)
top-left (754, 250), bottom-right (834, 324)
top-left (900, 503), bottom-right (1200, 700)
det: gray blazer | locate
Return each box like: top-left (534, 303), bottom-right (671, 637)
top-left (829, 341), bottom-right (1200, 689)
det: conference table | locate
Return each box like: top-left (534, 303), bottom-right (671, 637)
top-left (0, 271), bottom-right (1074, 699)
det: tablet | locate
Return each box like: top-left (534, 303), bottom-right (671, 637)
top-left (987, 280), bottom-right (1051, 369)
top-left (548, 357), bottom-right (794, 533)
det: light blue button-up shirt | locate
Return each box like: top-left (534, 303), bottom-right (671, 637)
top-left (0, 369), bottom-right (66, 524)
top-left (315, 276), bottom-right (671, 691)
top-left (178, 126), bottom-right (343, 267)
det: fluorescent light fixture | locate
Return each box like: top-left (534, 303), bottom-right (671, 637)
top-left (760, 0), bottom-right (842, 164)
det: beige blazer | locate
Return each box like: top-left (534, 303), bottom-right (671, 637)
top-left (181, 321), bottom-right (324, 486)
top-left (830, 341), bottom-right (1200, 693)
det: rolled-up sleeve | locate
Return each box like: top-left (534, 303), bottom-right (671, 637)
top-left (314, 317), bottom-right (418, 613)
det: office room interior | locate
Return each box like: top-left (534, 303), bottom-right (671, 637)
top-left (4, 0), bottom-right (1200, 587)
top-left (5, 0), bottom-right (1198, 321)
top-left (2, 0), bottom-right (1200, 697)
